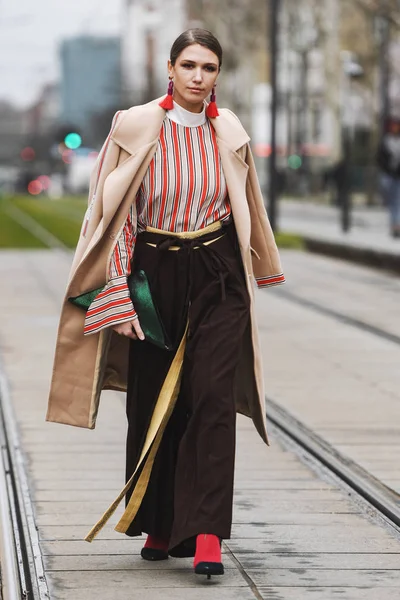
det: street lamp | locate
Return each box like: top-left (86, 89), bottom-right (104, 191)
top-left (339, 51), bottom-right (363, 233)
top-left (268, 0), bottom-right (280, 232)
top-left (374, 14), bottom-right (391, 140)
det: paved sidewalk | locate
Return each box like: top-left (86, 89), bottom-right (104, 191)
top-left (280, 200), bottom-right (400, 267)
top-left (0, 250), bottom-right (400, 599)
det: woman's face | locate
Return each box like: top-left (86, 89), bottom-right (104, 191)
top-left (168, 44), bottom-right (220, 113)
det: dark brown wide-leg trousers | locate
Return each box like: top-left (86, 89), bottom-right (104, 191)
top-left (124, 223), bottom-right (250, 553)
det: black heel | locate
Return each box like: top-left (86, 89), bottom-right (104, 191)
top-left (141, 547), bottom-right (169, 561)
top-left (194, 561), bottom-right (224, 577)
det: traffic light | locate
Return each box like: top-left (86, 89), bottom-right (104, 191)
top-left (64, 132), bottom-right (82, 150)
top-left (53, 125), bottom-right (82, 148)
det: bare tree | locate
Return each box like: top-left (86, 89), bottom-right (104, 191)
top-left (340, 0), bottom-right (400, 201)
top-left (186, 0), bottom-right (267, 126)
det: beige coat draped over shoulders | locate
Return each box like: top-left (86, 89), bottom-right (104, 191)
top-left (46, 97), bottom-right (284, 445)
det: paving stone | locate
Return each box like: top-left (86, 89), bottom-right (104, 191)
top-left (43, 552), bottom-right (237, 571)
top-left (230, 552), bottom-right (400, 570)
top-left (38, 512), bottom-right (372, 541)
top-left (48, 586), bottom-right (256, 600)
top-left (227, 532), bottom-right (400, 554)
top-left (258, 587), bottom-right (400, 600)
top-left (33, 479), bottom-right (332, 499)
top-left (45, 568), bottom-right (247, 590)
top-left (250, 568), bottom-right (400, 587)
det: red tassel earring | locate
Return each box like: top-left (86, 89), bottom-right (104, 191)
top-left (206, 86), bottom-right (219, 118)
top-left (159, 79), bottom-right (174, 110)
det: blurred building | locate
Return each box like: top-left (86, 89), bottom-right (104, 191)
top-left (278, 0), bottom-right (341, 166)
top-left (391, 43), bottom-right (400, 118)
top-left (121, 0), bottom-right (186, 105)
top-left (60, 35), bottom-right (121, 137)
top-left (0, 102), bottom-right (29, 166)
top-left (186, 0), bottom-right (266, 132)
top-left (25, 83), bottom-right (60, 138)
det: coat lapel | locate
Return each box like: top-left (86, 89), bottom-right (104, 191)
top-left (209, 108), bottom-right (250, 151)
top-left (215, 137), bottom-right (251, 247)
top-left (209, 111), bottom-right (252, 247)
top-left (102, 142), bottom-right (158, 231)
top-left (111, 98), bottom-right (166, 155)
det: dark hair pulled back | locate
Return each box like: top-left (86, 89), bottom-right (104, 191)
top-left (170, 29), bottom-right (223, 69)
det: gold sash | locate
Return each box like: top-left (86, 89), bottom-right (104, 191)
top-left (85, 323), bottom-right (187, 541)
top-left (85, 220), bottom-right (224, 542)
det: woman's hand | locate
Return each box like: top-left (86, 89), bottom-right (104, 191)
top-left (112, 318), bottom-right (145, 340)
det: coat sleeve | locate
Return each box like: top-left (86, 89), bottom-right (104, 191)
top-left (245, 143), bottom-right (285, 288)
top-left (83, 203), bottom-right (137, 336)
top-left (81, 110), bottom-right (124, 238)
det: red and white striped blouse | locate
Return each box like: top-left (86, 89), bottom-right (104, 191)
top-left (84, 113), bottom-right (230, 336)
top-left (83, 107), bottom-right (283, 336)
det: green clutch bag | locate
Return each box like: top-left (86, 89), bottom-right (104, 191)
top-left (68, 269), bottom-right (172, 351)
top-left (68, 287), bottom-right (102, 311)
top-left (128, 270), bottom-right (172, 350)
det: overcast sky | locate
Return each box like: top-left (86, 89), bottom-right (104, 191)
top-left (0, 0), bottom-right (123, 108)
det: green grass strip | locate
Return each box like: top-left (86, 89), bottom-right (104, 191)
top-left (0, 198), bottom-right (47, 248)
top-left (275, 231), bottom-right (305, 250)
top-left (12, 196), bottom-right (86, 248)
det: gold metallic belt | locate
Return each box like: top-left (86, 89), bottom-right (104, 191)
top-left (146, 219), bottom-right (222, 239)
top-left (145, 222), bottom-right (224, 251)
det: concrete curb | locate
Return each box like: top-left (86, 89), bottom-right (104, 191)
top-left (303, 237), bottom-right (400, 275)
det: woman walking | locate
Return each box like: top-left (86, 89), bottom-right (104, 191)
top-left (47, 29), bottom-right (285, 578)
top-left (378, 118), bottom-right (400, 238)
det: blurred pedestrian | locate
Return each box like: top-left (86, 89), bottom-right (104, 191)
top-left (377, 118), bottom-right (400, 238)
top-left (47, 29), bottom-right (285, 578)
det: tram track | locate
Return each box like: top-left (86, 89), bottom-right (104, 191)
top-left (266, 397), bottom-right (400, 533)
top-left (275, 288), bottom-right (400, 347)
top-left (264, 281), bottom-right (400, 535)
top-left (0, 370), bottom-right (49, 600)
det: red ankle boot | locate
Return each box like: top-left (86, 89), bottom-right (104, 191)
top-left (193, 534), bottom-right (224, 577)
top-left (141, 534), bottom-right (169, 561)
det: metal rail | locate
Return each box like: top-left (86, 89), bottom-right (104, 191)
top-left (277, 288), bottom-right (400, 347)
top-left (268, 287), bottom-right (400, 529)
top-left (266, 396), bottom-right (400, 532)
top-left (0, 370), bottom-right (49, 600)
top-left (0, 434), bottom-right (20, 600)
